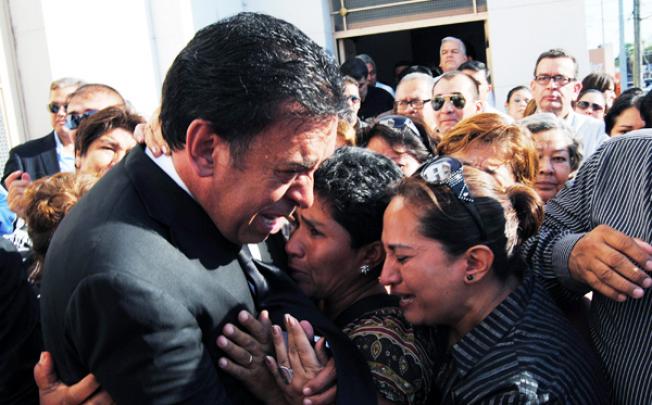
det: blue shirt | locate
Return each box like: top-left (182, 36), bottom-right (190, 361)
top-left (53, 131), bottom-right (75, 173)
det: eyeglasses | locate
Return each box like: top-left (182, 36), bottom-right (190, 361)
top-left (48, 102), bottom-right (66, 114)
top-left (395, 99), bottom-right (431, 110)
top-left (346, 95), bottom-right (361, 104)
top-left (417, 156), bottom-right (488, 241)
top-left (65, 110), bottom-right (98, 130)
top-left (533, 74), bottom-right (575, 86)
top-left (431, 94), bottom-right (466, 111)
top-left (376, 115), bottom-right (420, 137)
top-left (576, 100), bottom-right (604, 112)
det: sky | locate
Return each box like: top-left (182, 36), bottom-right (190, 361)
top-left (585, 0), bottom-right (652, 54)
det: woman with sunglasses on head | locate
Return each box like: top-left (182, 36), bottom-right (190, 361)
top-left (574, 89), bottom-right (606, 120)
top-left (438, 113), bottom-right (538, 188)
top-left (365, 115), bottom-right (433, 175)
top-left (380, 158), bottom-right (608, 404)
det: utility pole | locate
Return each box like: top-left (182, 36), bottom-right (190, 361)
top-left (619, 0), bottom-right (628, 91)
top-left (633, 0), bottom-right (642, 87)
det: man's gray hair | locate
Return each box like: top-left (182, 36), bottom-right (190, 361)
top-left (397, 72), bottom-right (435, 90)
top-left (356, 54), bottom-right (375, 70)
top-left (440, 36), bottom-right (466, 55)
top-left (50, 77), bottom-right (85, 91)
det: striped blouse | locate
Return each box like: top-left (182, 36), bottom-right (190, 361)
top-left (433, 274), bottom-right (607, 404)
top-left (522, 131), bottom-right (652, 404)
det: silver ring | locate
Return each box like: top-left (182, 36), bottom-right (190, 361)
top-left (278, 365), bottom-right (294, 384)
top-left (247, 354), bottom-right (253, 366)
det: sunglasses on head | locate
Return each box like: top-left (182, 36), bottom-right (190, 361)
top-left (576, 100), bottom-right (604, 112)
top-left (376, 115), bottom-right (420, 137)
top-left (48, 102), bottom-right (66, 114)
top-left (65, 110), bottom-right (99, 130)
top-left (432, 94), bottom-right (466, 111)
top-left (417, 156), bottom-right (488, 241)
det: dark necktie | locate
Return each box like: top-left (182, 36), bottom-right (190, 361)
top-left (237, 247), bottom-right (269, 305)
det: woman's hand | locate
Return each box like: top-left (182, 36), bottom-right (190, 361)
top-left (133, 107), bottom-right (171, 157)
top-left (34, 352), bottom-right (114, 405)
top-left (216, 310), bottom-right (285, 404)
top-left (265, 314), bottom-right (337, 405)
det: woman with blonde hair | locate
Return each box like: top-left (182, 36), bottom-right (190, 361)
top-left (438, 112), bottom-right (538, 187)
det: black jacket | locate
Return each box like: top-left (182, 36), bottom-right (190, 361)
top-left (2, 132), bottom-right (60, 185)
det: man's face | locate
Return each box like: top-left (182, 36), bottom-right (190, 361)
top-left (365, 63), bottom-right (377, 87)
top-left (344, 82), bottom-right (361, 115)
top-left (66, 92), bottom-right (124, 137)
top-left (395, 78), bottom-right (437, 134)
top-left (48, 86), bottom-right (77, 135)
top-left (207, 117), bottom-right (337, 244)
top-left (439, 41), bottom-right (467, 73)
top-left (432, 76), bottom-right (481, 134)
top-left (530, 57), bottom-right (581, 118)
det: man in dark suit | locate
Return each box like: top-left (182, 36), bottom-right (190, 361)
top-left (40, 13), bottom-right (369, 404)
top-left (2, 78), bottom-right (83, 186)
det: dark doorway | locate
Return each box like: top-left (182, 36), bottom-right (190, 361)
top-left (339, 20), bottom-right (487, 88)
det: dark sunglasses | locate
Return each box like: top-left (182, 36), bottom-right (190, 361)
top-left (417, 156), bottom-right (488, 241)
top-left (576, 100), bottom-right (604, 112)
top-left (376, 115), bottom-right (420, 137)
top-left (47, 102), bottom-right (66, 114)
top-left (65, 110), bottom-right (99, 130)
top-left (432, 94), bottom-right (466, 111)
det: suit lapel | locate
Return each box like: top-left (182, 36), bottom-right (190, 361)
top-left (123, 146), bottom-right (255, 313)
top-left (41, 132), bottom-right (60, 173)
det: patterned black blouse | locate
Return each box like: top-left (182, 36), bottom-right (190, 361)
top-left (335, 294), bottom-right (436, 405)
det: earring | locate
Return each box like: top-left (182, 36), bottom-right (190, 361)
top-left (466, 274), bottom-right (474, 281)
top-left (360, 264), bottom-right (371, 275)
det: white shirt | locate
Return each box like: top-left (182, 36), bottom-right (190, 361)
top-left (564, 111), bottom-right (609, 163)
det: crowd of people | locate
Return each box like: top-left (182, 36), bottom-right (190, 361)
top-left (1, 11), bottom-right (651, 405)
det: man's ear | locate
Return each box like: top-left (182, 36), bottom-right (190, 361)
top-left (463, 245), bottom-right (494, 284)
top-left (475, 100), bottom-right (484, 114)
top-left (75, 151), bottom-right (81, 169)
top-left (185, 119), bottom-right (229, 177)
top-left (572, 82), bottom-right (582, 98)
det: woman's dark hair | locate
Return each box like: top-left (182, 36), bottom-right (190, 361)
top-left (393, 167), bottom-right (543, 279)
top-left (314, 147), bottom-right (403, 252)
top-left (581, 72), bottom-right (615, 93)
top-left (365, 118), bottom-right (432, 163)
top-left (604, 89), bottom-right (643, 135)
top-left (505, 85), bottom-right (530, 103)
top-left (75, 107), bottom-right (143, 157)
top-left (640, 90), bottom-right (652, 127)
top-left (160, 13), bottom-right (344, 160)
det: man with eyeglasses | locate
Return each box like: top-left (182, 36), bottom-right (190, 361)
top-left (2, 78), bottom-right (84, 186)
top-left (530, 49), bottom-right (608, 162)
top-left (394, 72), bottom-right (438, 144)
top-left (431, 70), bottom-right (483, 136)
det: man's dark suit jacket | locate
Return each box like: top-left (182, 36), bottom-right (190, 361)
top-left (2, 132), bottom-right (60, 185)
top-left (41, 146), bottom-right (377, 404)
top-left (40, 146), bottom-right (260, 403)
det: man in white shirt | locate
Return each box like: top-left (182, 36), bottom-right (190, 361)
top-left (530, 49), bottom-right (608, 161)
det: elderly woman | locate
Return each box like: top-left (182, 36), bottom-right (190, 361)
top-left (380, 157), bottom-right (608, 403)
top-left (520, 113), bottom-right (581, 202)
top-left (438, 113), bottom-right (538, 187)
top-left (365, 115), bottom-right (433, 175)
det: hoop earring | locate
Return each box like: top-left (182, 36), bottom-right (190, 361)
top-left (466, 274), bottom-right (474, 281)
